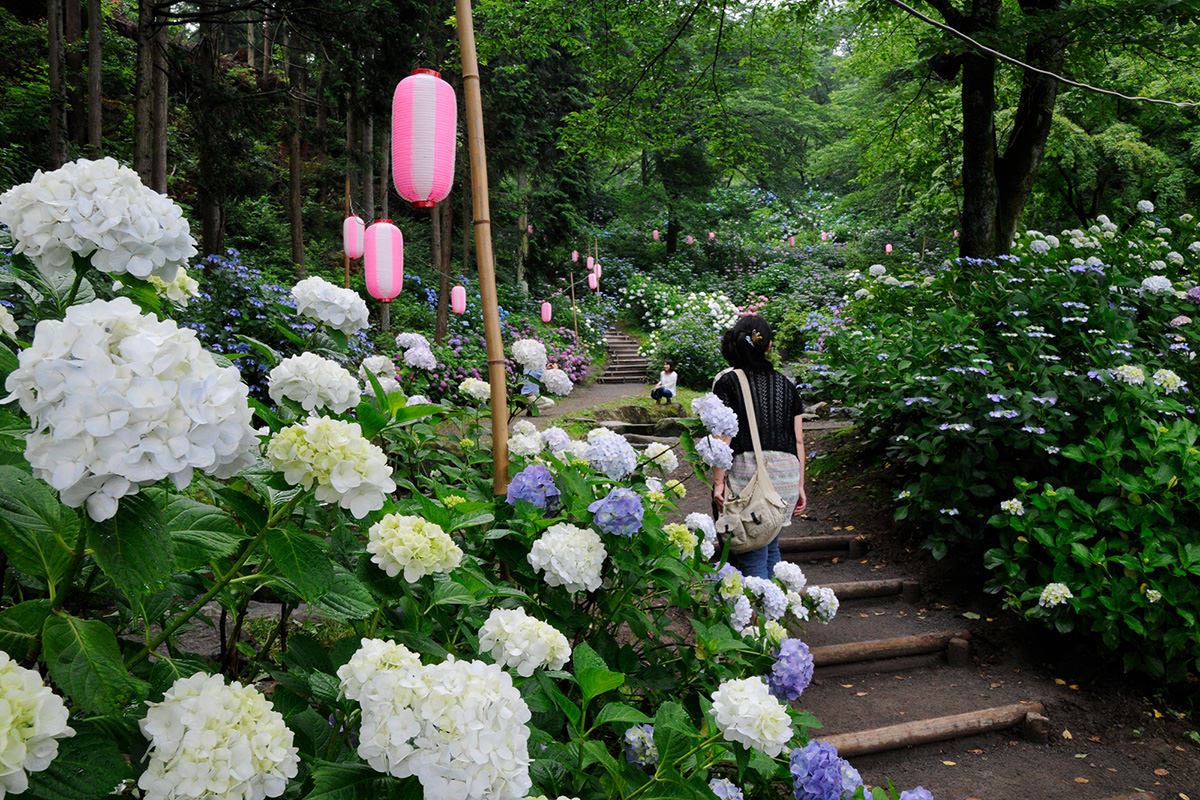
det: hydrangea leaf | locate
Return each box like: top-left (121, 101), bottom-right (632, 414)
top-left (0, 465), bottom-right (79, 586)
top-left (150, 490), bottom-right (246, 570)
top-left (42, 613), bottom-right (146, 715)
top-left (432, 579), bottom-right (477, 607)
top-left (87, 492), bottom-right (173, 597)
top-left (593, 701), bottom-right (653, 728)
top-left (312, 563), bottom-right (376, 622)
top-left (25, 725), bottom-right (132, 800)
top-left (303, 760), bottom-right (415, 799)
top-left (0, 599), bottom-right (52, 660)
top-left (264, 524), bottom-right (333, 603)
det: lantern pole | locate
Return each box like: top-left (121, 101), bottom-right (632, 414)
top-left (456, 0), bottom-right (508, 494)
top-left (569, 270), bottom-right (579, 343)
top-left (343, 176), bottom-right (351, 288)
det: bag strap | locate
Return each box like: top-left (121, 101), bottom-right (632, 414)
top-left (733, 369), bottom-right (766, 462)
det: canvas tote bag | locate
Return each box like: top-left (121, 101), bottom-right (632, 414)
top-left (715, 369), bottom-right (789, 553)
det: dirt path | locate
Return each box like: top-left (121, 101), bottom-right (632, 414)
top-left (537, 380), bottom-right (651, 421)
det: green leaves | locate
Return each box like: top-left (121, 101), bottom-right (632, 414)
top-left (0, 599), bottom-right (51, 660)
top-left (264, 524), bottom-right (334, 602)
top-left (573, 642), bottom-right (625, 703)
top-left (303, 761), bottom-right (418, 799)
top-left (88, 493), bottom-right (172, 597)
top-left (25, 724), bottom-right (132, 800)
top-left (42, 613), bottom-right (145, 714)
top-left (0, 465), bottom-right (79, 588)
top-left (157, 491), bottom-right (246, 570)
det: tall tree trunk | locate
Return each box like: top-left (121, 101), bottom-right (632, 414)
top-left (261, 20), bottom-right (271, 80)
top-left (151, 17), bottom-right (169, 192)
top-left (379, 120), bottom-right (389, 219)
top-left (245, 20), bottom-right (254, 71)
top-left (47, 0), bottom-right (67, 166)
top-left (288, 29), bottom-right (305, 277)
top-left (515, 166), bottom-right (529, 296)
top-left (461, 180), bottom-right (473, 277)
top-left (195, 4), bottom-right (224, 255)
top-left (958, 51), bottom-right (998, 259)
top-left (134, 0), bottom-right (154, 181)
top-left (345, 102), bottom-right (357, 218)
top-left (86, 0), bottom-right (102, 155)
top-left (362, 115), bottom-right (374, 221)
top-left (65, 0), bottom-right (85, 147)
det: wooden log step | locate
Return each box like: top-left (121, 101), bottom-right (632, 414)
top-left (778, 533), bottom-right (861, 552)
top-left (822, 701), bottom-right (1045, 757)
top-left (783, 549), bottom-right (856, 564)
top-left (811, 630), bottom-right (969, 667)
top-left (814, 652), bottom-right (943, 680)
top-left (819, 578), bottom-right (905, 600)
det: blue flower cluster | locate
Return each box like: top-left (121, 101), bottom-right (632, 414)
top-left (768, 638), bottom-right (814, 701)
top-left (789, 740), bottom-right (862, 800)
top-left (899, 788), bottom-right (934, 800)
top-left (585, 433), bottom-right (638, 480)
top-left (505, 464), bottom-right (561, 510)
top-left (623, 724), bottom-right (657, 767)
top-left (588, 487), bottom-right (644, 537)
top-left (692, 393), bottom-right (739, 437)
top-left (708, 777), bottom-right (745, 800)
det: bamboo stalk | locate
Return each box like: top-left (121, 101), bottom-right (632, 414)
top-left (456, 0), bottom-right (508, 494)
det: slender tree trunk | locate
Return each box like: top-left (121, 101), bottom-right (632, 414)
top-left (958, 50), bottom-right (998, 259)
top-left (379, 120), bottom-right (389, 219)
top-left (362, 115), bottom-right (374, 221)
top-left (194, 3), bottom-right (224, 255)
top-left (433, 203), bottom-right (447, 341)
top-left (65, 0), bottom-right (85, 146)
top-left (261, 20), bottom-right (271, 80)
top-left (245, 20), bottom-right (254, 72)
top-left (151, 18), bottom-right (169, 192)
top-left (515, 166), bottom-right (529, 296)
top-left (287, 29), bottom-right (305, 277)
top-left (134, 0), bottom-right (154, 181)
top-left (461, 182), bottom-right (472, 276)
top-left (47, 0), bottom-right (67, 166)
top-left (86, 0), bottom-right (102, 155)
top-left (435, 196), bottom-right (452, 341)
top-left (345, 102), bottom-right (357, 216)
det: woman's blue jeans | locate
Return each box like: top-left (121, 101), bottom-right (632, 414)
top-left (729, 535), bottom-right (780, 580)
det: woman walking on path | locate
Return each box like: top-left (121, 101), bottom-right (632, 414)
top-left (711, 316), bottom-right (807, 578)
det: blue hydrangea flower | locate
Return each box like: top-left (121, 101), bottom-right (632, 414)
top-left (790, 740), bottom-right (862, 800)
top-left (541, 426), bottom-right (572, 454)
top-left (769, 639), bottom-right (814, 701)
top-left (709, 777), bottom-right (745, 800)
top-left (586, 432), bottom-right (638, 480)
top-left (692, 393), bottom-right (739, 437)
top-left (623, 723), bottom-right (657, 767)
top-left (588, 487), bottom-right (644, 537)
top-left (899, 788), bottom-right (934, 800)
top-left (506, 464), bottom-right (561, 510)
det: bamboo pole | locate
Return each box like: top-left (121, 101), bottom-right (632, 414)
top-left (456, 0), bottom-right (508, 494)
top-left (343, 176), bottom-right (351, 288)
top-left (569, 270), bottom-right (579, 343)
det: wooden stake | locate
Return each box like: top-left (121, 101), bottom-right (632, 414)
top-left (569, 270), bottom-right (579, 343)
top-left (456, 0), bottom-right (508, 494)
top-left (343, 176), bottom-right (351, 288)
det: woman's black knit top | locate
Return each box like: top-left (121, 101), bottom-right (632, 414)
top-left (712, 368), bottom-right (805, 456)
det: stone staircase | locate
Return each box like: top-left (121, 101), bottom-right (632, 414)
top-left (597, 330), bottom-right (653, 384)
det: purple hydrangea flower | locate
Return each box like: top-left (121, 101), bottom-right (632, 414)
top-left (588, 487), bottom-right (644, 537)
top-left (790, 740), bottom-right (863, 800)
top-left (709, 777), bottom-right (745, 800)
top-left (586, 432), bottom-right (638, 480)
top-left (541, 426), bottom-right (571, 454)
top-left (769, 639), bottom-right (814, 701)
top-left (623, 723), bottom-right (657, 767)
top-left (1187, 285), bottom-right (1200, 304)
top-left (696, 436), bottom-right (733, 470)
top-left (692, 393), bottom-right (740, 437)
top-left (506, 464), bottom-right (561, 510)
top-left (899, 788), bottom-right (934, 800)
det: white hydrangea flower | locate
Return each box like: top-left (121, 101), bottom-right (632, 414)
top-left (511, 338), bottom-right (548, 372)
top-left (541, 367), bottom-right (573, 396)
top-left (1038, 582), bottom-right (1073, 608)
top-left (478, 607), bottom-right (570, 677)
top-left (563, 439), bottom-right (590, 462)
top-left (403, 347), bottom-right (437, 371)
top-left (147, 267), bottom-right (200, 306)
top-left (4, 297), bottom-right (257, 521)
top-left (367, 514), bottom-right (462, 581)
top-left (266, 416), bottom-right (395, 518)
top-left (1189, 241), bottom-right (1200, 254)
top-left (1146, 588), bottom-right (1162, 603)
top-left (337, 638), bottom-right (422, 702)
top-left (663, 522), bottom-right (698, 558)
top-left (508, 432), bottom-right (543, 458)
top-left (511, 419), bottom-right (538, 437)
top-left (806, 586), bottom-right (839, 622)
top-left (459, 377), bottom-right (492, 402)
top-left (360, 355), bottom-right (400, 394)
top-left (405, 394), bottom-right (431, 406)
top-left (268, 352), bottom-right (360, 413)
top-left (695, 435), bottom-right (734, 470)
top-left (0, 307), bottom-right (17, 338)
top-left (710, 677), bottom-right (792, 757)
top-left (1152, 368), bottom-right (1184, 393)
top-left (1137, 199), bottom-right (1155, 213)
top-left (0, 157), bottom-right (197, 282)
top-left (1045, 235), bottom-right (1060, 247)
top-left (1148, 260), bottom-right (1167, 271)
top-left (643, 442), bottom-right (679, 473)
top-left (1028, 240), bottom-right (1050, 255)
top-left (1112, 365), bottom-right (1146, 385)
top-left (541, 426), bottom-right (571, 454)
top-left (772, 562), bottom-right (807, 594)
top-left (744, 576), bottom-right (788, 620)
top-left (1000, 498), bottom-right (1025, 516)
top-left (585, 431), bottom-right (638, 480)
top-left (1139, 275), bottom-right (1173, 295)
top-left (138, 673), bottom-right (298, 800)
top-left (0, 652), bottom-right (74, 798)
top-left (730, 594), bottom-right (753, 633)
top-left (786, 590), bottom-right (810, 622)
top-left (291, 276), bottom-right (369, 334)
top-left (1166, 251), bottom-right (1185, 265)
top-left (527, 523), bottom-right (606, 594)
top-left (763, 620), bottom-right (787, 647)
top-left (355, 657), bottom-right (532, 799)
top-left (394, 332), bottom-right (430, 351)
top-left (868, 264), bottom-right (886, 277)
top-left (853, 288), bottom-right (870, 300)
top-left (686, 512), bottom-right (718, 559)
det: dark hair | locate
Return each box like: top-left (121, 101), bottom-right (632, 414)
top-left (721, 315), bottom-right (773, 371)
top-left (663, 358), bottom-right (674, 370)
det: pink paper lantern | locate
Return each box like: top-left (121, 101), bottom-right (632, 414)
top-left (571, 250), bottom-right (579, 262)
top-left (954, 229), bottom-right (959, 238)
top-left (364, 220), bottom-right (403, 302)
top-left (451, 284), bottom-right (466, 314)
top-left (527, 224), bottom-right (534, 234)
top-left (885, 243), bottom-right (893, 254)
top-left (788, 235), bottom-right (795, 248)
top-left (708, 231), bottom-right (716, 241)
top-left (587, 272), bottom-right (598, 290)
top-left (652, 229), bottom-right (660, 241)
top-left (586, 255), bottom-right (594, 270)
top-left (392, 69), bottom-right (456, 209)
top-left (820, 231), bottom-right (828, 242)
top-left (540, 301), bottom-right (552, 323)
top-left (593, 262), bottom-right (601, 278)
top-left (686, 235), bottom-right (694, 245)
top-left (343, 215), bottom-right (365, 259)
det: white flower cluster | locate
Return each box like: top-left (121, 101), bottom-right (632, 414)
top-left (336, 638), bottom-right (422, 701)
top-left (508, 419), bottom-right (543, 458)
top-left (268, 352), bottom-right (360, 413)
top-left (1152, 368), bottom-right (1184, 393)
top-left (147, 267), bottom-right (200, 305)
top-left (138, 673), bottom-right (298, 800)
top-left (0, 652), bottom-right (74, 798)
top-left (355, 656), bottom-right (532, 800)
top-left (692, 394), bottom-right (739, 437)
top-left (1139, 275), bottom-right (1173, 295)
top-left (360, 355), bottom-right (401, 395)
top-left (806, 586), bottom-right (839, 622)
top-left (4, 297), bottom-right (257, 521)
top-left (686, 512), bottom-right (718, 559)
top-left (541, 426), bottom-right (571, 455)
top-left (540, 367), bottom-right (573, 396)
top-left (772, 562), bottom-right (807, 594)
top-left (404, 346), bottom-right (437, 371)
top-left (868, 264), bottom-right (887, 277)
top-left (478, 607), bottom-right (571, 677)
top-left (696, 435), bottom-right (733, 470)
top-left (0, 307), bottom-right (16, 339)
top-left (367, 514), bottom-right (463, 581)
top-left (1000, 498), bottom-right (1025, 516)
top-left (395, 332), bottom-right (430, 351)
top-left (1038, 582), bottom-right (1073, 608)
top-left (586, 431), bottom-right (638, 480)
top-left (0, 157), bottom-right (197, 281)
top-left (643, 442), bottom-right (678, 473)
top-left (266, 416), bottom-right (395, 518)
top-left (1137, 199), bottom-right (1155, 214)
top-left (1112, 365), bottom-right (1146, 386)
top-left (511, 338), bottom-right (548, 372)
top-left (527, 523), bottom-right (606, 594)
top-left (710, 677), bottom-right (792, 757)
top-left (459, 377), bottom-right (492, 402)
top-left (663, 523), bottom-right (699, 558)
top-left (744, 576), bottom-right (788, 620)
top-left (291, 276), bottom-right (369, 334)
